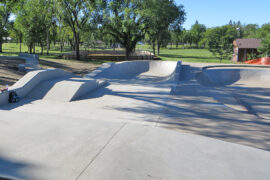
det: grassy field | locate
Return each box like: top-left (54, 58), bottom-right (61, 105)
top-left (137, 45), bottom-right (233, 63)
top-left (1, 43), bottom-right (234, 64)
top-left (158, 48), bottom-right (232, 63)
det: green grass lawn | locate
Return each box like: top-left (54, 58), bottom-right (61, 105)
top-left (158, 48), bottom-right (233, 63)
top-left (1, 43), bottom-right (235, 64)
top-left (137, 45), bottom-right (234, 63)
top-left (1, 43), bottom-right (72, 58)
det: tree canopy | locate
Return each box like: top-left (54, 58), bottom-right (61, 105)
top-left (207, 25), bottom-right (237, 62)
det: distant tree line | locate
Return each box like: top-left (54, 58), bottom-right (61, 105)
top-left (0, 0), bottom-right (186, 60)
top-left (2, 0), bottom-right (270, 62)
top-left (170, 20), bottom-right (270, 62)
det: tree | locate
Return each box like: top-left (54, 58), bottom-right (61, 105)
top-left (199, 28), bottom-right (213, 49)
top-left (143, 0), bottom-right (185, 55)
top-left (103, 0), bottom-right (146, 60)
top-left (8, 21), bottom-right (23, 53)
top-left (258, 34), bottom-right (270, 56)
top-left (169, 3), bottom-right (186, 48)
top-left (242, 24), bottom-right (258, 38)
top-left (207, 25), bottom-right (237, 62)
top-left (189, 20), bottom-right (206, 48)
top-left (56, 0), bottom-right (100, 60)
top-left (256, 23), bottom-right (270, 39)
top-left (15, 0), bottom-right (53, 54)
top-left (0, 0), bottom-right (14, 52)
top-left (228, 20), bottom-right (243, 38)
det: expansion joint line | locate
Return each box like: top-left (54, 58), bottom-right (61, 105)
top-left (75, 123), bottom-right (127, 180)
top-left (155, 92), bottom-right (173, 127)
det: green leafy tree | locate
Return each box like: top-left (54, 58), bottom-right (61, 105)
top-left (15, 0), bottom-right (54, 54)
top-left (56, 0), bottom-right (101, 60)
top-left (258, 34), bottom-right (270, 56)
top-left (103, 0), bottom-right (146, 60)
top-left (9, 21), bottom-right (23, 52)
top-left (0, 0), bottom-right (15, 52)
top-left (228, 20), bottom-right (243, 38)
top-left (169, 4), bottom-right (186, 48)
top-left (256, 23), bottom-right (270, 39)
top-left (242, 24), bottom-right (259, 38)
top-left (207, 25), bottom-right (237, 62)
top-left (143, 0), bottom-right (185, 55)
top-left (189, 20), bottom-right (206, 48)
top-left (199, 28), bottom-right (213, 49)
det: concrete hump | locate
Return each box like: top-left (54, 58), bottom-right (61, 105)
top-left (28, 78), bottom-right (106, 102)
top-left (85, 60), bottom-right (181, 82)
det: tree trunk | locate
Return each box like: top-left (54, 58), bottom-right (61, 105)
top-left (152, 41), bottom-right (156, 55)
top-left (47, 29), bottom-right (50, 55)
top-left (19, 34), bottom-right (22, 53)
top-left (60, 41), bottom-right (63, 52)
top-left (125, 48), bottom-right (130, 60)
top-left (0, 32), bottom-right (3, 53)
top-left (0, 38), bottom-right (2, 53)
top-left (29, 43), bottom-right (33, 54)
top-left (157, 33), bottom-right (161, 56)
top-left (74, 32), bottom-right (80, 60)
top-left (41, 42), bottom-right (43, 55)
top-left (157, 39), bottom-right (161, 56)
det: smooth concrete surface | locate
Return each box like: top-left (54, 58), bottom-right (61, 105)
top-left (0, 69), bottom-right (72, 105)
top-left (0, 110), bottom-right (269, 180)
top-left (197, 67), bottom-right (270, 119)
top-left (0, 61), bottom-right (270, 179)
top-left (18, 53), bottom-right (41, 71)
top-left (28, 78), bottom-right (106, 102)
top-left (85, 60), bottom-right (181, 81)
top-left (197, 68), bottom-right (270, 87)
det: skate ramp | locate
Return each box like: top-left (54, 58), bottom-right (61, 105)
top-left (85, 60), bottom-right (181, 82)
top-left (27, 78), bottom-right (106, 102)
top-left (197, 68), bottom-right (270, 87)
top-left (196, 67), bottom-right (270, 119)
top-left (0, 69), bottom-right (72, 106)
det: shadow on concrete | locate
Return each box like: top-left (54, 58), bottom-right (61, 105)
top-left (96, 65), bottom-right (270, 151)
top-left (0, 153), bottom-right (36, 180)
top-left (1, 64), bottom-right (270, 151)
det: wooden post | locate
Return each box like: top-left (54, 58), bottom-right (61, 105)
top-left (244, 49), bottom-right (247, 61)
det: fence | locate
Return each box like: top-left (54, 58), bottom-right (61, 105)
top-left (63, 50), bottom-right (154, 61)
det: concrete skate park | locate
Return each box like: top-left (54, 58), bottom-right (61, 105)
top-left (0, 57), bottom-right (270, 180)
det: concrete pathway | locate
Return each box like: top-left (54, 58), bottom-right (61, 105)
top-left (18, 53), bottom-right (41, 71)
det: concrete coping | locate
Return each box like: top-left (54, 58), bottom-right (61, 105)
top-left (202, 65), bottom-right (270, 71)
top-left (19, 53), bottom-right (39, 60)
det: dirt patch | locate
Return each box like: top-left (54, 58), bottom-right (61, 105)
top-left (0, 56), bottom-right (102, 89)
top-left (39, 58), bottom-right (101, 77)
top-left (0, 56), bottom-right (26, 88)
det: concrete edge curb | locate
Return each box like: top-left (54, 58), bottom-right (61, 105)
top-left (0, 69), bottom-right (72, 106)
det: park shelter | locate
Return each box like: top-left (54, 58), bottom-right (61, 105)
top-left (232, 38), bottom-right (261, 62)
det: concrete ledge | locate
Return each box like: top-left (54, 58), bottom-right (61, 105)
top-left (0, 69), bottom-right (72, 106)
top-left (197, 68), bottom-right (270, 86)
top-left (202, 64), bottom-right (270, 71)
top-left (41, 78), bottom-right (107, 102)
top-left (18, 53), bottom-right (41, 71)
top-left (19, 53), bottom-right (39, 60)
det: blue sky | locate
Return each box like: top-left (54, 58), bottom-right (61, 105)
top-left (175, 0), bottom-right (270, 29)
